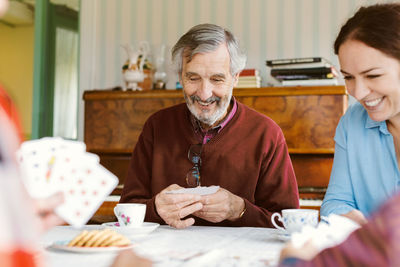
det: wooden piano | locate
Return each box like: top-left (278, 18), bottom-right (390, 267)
top-left (84, 86), bottom-right (347, 222)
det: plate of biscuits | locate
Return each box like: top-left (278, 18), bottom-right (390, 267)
top-left (101, 222), bottom-right (160, 237)
top-left (49, 228), bottom-right (134, 253)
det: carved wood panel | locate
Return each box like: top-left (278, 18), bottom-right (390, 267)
top-left (236, 95), bottom-right (344, 150)
top-left (85, 96), bottom-right (184, 151)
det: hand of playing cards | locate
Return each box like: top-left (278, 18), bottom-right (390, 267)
top-left (16, 137), bottom-right (118, 227)
top-left (166, 185), bottom-right (220, 196)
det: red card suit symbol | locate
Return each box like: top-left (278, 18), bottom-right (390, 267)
top-left (45, 156), bottom-right (56, 182)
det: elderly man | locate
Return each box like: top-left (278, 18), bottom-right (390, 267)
top-left (120, 23), bottom-right (299, 229)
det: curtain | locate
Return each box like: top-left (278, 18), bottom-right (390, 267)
top-left (53, 27), bottom-right (78, 139)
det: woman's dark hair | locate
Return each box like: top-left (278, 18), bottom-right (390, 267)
top-left (334, 3), bottom-right (400, 61)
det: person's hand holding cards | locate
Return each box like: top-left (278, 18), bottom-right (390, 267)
top-left (166, 185), bottom-right (246, 224)
top-left (17, 137), bottom-right (118, 227)
top-left (154, 185), bottom-right (218, 229)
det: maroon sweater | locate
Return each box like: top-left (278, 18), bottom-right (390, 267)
top-left (120, 102), bottom-right (299, 227)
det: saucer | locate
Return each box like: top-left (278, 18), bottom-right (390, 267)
top-left (48, 241), bottom-right (134, 253)
top-left (101, 222), bottom-right (159, 237)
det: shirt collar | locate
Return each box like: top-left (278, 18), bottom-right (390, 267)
top-left (365, 115), bottom-right (390, 135)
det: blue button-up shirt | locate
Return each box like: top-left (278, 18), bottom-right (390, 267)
top-left (321, 102), bottom-right (400, 217)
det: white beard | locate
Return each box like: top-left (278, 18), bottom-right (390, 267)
top-left (184, 90), bottom-right (232, 127)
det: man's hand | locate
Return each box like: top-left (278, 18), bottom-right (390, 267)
top-left (193, 188), bottom-right (245, 223)
top-left (341, 209), bottom-right (368, 225)
top-left (279, 240), bottom-right (319, 262)
top-left (155, 184), bottom-right (203, 229)
top-left (34, 192), bottom-right (65, 232)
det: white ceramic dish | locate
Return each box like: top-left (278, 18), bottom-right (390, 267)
top-left (48, 241), bottom-right (134, 253)
top-left (101, 222), bottom-right (160, 237)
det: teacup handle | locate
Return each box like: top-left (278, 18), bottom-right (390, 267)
top-left (114, 206), bottom-right (120, 216)
top-left (271, 212), bottom-right (286, 231)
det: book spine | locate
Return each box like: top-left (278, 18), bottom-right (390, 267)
top-left (239, 69), bottom-right (258, 76)
top-left (267, 62), bottom-right (331, 70)
top-left (271, 67), bottom-right (333, 76)
top-left (273, 74), bottom-right (335, 80)
top-left (281, 79), bottom-right (338, 86)
top-left (238, 76), bottom-right (261, 81)
top-left (266, 57), bottom-right (322, 67)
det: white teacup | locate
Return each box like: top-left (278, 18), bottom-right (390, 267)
top-left (271, 209), bottom-right (318, 234)
top-left (114, 203), bottom-right (146, 227)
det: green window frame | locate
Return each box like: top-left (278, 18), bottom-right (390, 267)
top-left (32, 1), bottom-right (78, 139)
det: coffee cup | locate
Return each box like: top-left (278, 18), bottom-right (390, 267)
top-left (114, 203), bottom-right (146, 227)
top-left (271, 209), bottom-right (318, 234)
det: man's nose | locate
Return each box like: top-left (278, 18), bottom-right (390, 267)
top-left (197, 81), bottom-right (213, 100)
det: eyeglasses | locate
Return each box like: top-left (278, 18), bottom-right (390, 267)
top-left (186, 144), bottom-right (202, 188)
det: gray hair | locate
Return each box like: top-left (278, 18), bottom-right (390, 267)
top-left (171, 23), bottom-right (247, 76)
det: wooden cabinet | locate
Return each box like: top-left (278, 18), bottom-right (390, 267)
top-left (84, 86), bottom-right (347, 220)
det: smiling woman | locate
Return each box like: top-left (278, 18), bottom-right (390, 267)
top-left (338, 40), bottom-right (400, 123)
top-left (320, 3), bottom-right (400, 225)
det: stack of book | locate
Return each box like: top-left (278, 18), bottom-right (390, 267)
top-left (236, 69), bottom-right (261, 88)
top-left (266, 57), bottom-right (339, 86)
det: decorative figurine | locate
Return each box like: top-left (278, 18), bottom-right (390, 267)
top-left (121, 42), bottom-right (151, 91)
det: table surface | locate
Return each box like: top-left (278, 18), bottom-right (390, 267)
top-left (40, 225), bottom-right (289, 267)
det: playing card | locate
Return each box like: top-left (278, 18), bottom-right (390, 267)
top-left (49, 151), bottom-right (99, 189)
top-left (54, 156), bottom-right (118, 227)
top-left (16, 137), bottom-right (118, 227)
top-left (166, 185), bottom-right (220, 196)
top-left (17, 138), bottom-right (86, 198)
top-left (17, 138), bottom-right (64, 198)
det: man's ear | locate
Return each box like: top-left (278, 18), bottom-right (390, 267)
top-left (233, 73), bottom-right (240, 87)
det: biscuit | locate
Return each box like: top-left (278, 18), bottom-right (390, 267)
top-left (75, 230), bottom-right (99, 247)
top-left (67, 230), bottom-right (88, 247)
top-left (100, 232), bottom-right (130, 247)
top-left (83, 230), bottom-right (101, 247)
top-left (67, 229), bottom-right (131, 247)
top-left (90, 228), bottom-right (114, 247)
